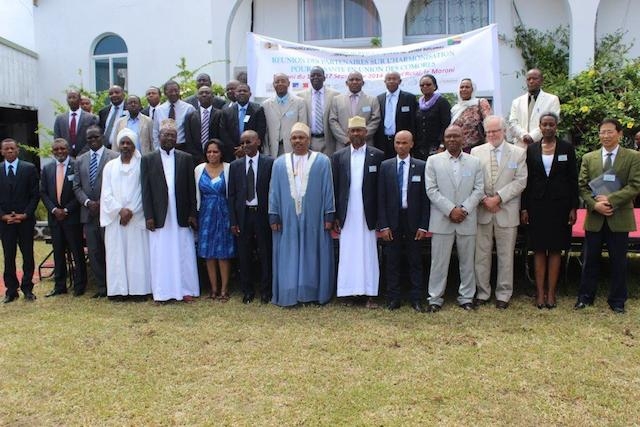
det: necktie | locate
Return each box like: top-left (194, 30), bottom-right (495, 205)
top-left (56, 162), bottom-right (65, 204)
top-left (69, 112), bottom-right (77, 148)
top-left (238, 106), bottom-right (247, 136)
top-left (350, 94), bottom-right (358, 116)
top-left (527, 95), bottom-right (535, 131)
top-left (104, 106), bottom-right (118, 140)
top-left (89, 152), bottom-right (98, 188)
top-left (384, 94), bottom-right (395, 135)
top-left (604, 152), bottom-right (613, 171)
top-left (247, 159), bottom-right (255, 202)
top-left (201, 109), bottom-right (210, 148)
top-left (397, 160), bottom-right (405, 206)
top-left (7, 164), bottom-right (15, 178)
top-left (168, 103), bottom-right (176, 120)
top-left (490, 148), bottom-right (499, 187)
top-left (7, 164), bottom-right (15, 190)
top-left (313, 91), bottom-right (323, 134)
top-left (151, 107), bottom-right (155, 120)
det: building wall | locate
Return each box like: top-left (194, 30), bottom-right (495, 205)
top-left (596, 0), bottom-right (640, 58)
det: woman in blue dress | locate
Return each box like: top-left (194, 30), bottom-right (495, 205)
top-left (195, 139), bottom-right (235, 301)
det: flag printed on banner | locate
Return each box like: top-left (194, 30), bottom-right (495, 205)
top-left (246, 25), bottom-right (502, 112)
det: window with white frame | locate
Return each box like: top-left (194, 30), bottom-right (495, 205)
top-left (92, 34), bottom-right (128, 92)
top-left (405, 0), bottom-right (490, 37)
top-left (302, 0), bottom-right (381, 42)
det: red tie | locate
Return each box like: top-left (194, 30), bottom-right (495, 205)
top-left (69, 112), bottom-right (77, 147)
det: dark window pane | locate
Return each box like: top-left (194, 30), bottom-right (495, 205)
top-left (345, 0), bottom-right (381, 38)
top-left (405, 0), bottom-right (445, 35)
top-left (304, 0), bottom-right (342, 40)
top-left (94, 35), bottom-right (128, 55)
top-left (112, 57), bottom-right (128, 91)
top-left (95, 58), bottom-right (110, 92)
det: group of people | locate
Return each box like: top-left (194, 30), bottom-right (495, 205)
top-left (1, 66), bottom-right (638, 314)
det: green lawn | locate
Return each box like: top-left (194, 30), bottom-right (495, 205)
top-left (1, 242), bottom-right (639, 425)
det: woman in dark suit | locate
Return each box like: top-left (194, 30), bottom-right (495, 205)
top-left (414, 74), bottom-right (451, 160)
top-left (521, 112), bottom-right (579, 309)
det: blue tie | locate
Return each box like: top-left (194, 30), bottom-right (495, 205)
top-left (238, 106), bottom-right (247, 136)
top-left (397, 160), bottom-right (405, 206)
top-left (89, 152), bottom-right (98, 188)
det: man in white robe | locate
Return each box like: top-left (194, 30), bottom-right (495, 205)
top-left (332, 116), bottom-right (384, 307)
top-left (141, 120), bottom-right (199, 302)
top-left (100, 128), bottom-right (151, 298)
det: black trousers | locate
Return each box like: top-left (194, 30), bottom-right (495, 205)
top-left (2, 220), bottom-right (35, 296)
top-left (578, 221), bottom-right (629, 309)
top-left (84, 218), bottom-right (106, 294)
top-left (50, 221), bottom-right (87, 293)
top-left (383, 210), bottom-right (425, 303)
top-left (237, 208), bottom-right (272, 299)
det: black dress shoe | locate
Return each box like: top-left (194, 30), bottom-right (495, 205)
top-left (411, 301), bottom-right (424, 313)
top-left (260, 295), bottom-right (271, 304)
top-left (426, 304), bottom-right (441, 313)
top-left (243, 295), bottom-right (254, 304)
top-left (23, 292), bottom-right (37, 301)
top-left (92, 292), bottom-right (107, 298)
top-left (611, 306), bottom-right (626, 314)
top-left (45, 289), bottom-right (67, 297)
top-left (386, 300), bottom-right (401, 310)
top-left (73, 289), bottom-right (85, 297)
top-left (574, 301), bottom-right (590, 310)
top-left (3, 294), bottom-right (19, 303)
top-left (460, 302), bottom-right (474, 311)
top-left (473, 298), bottom-right (489, 307)
top-left (495, 300), bottom-right (509, 309)
top-left (545, 303), bottom-right (557, 310)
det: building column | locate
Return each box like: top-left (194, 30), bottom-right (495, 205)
top-left (374, 0), bottom-right (411, 47)
top-left (566, 0), bottom-right (600, 75)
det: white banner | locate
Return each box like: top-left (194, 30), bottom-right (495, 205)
top-left (246, 24), bottom-right (501, 112)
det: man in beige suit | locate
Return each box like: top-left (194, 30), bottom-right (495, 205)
top-left (115, 95), bottom-right (153, 154)
top-left (298, 66), bottom-right (339, 155)
top-left (508, 68), bottom-right (560, 148)
top-left (262, 73), bottom-right (308, 157)
top-left (329, 71), bottom-right (381, 149)
top-left (470, 115), bottom-right (527, 309)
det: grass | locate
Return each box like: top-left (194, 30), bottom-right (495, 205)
top-left (1, 243), bottom-right (639, 425)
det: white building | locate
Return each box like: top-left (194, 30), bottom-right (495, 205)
top-left (1, 0), bottom-right (638, 146)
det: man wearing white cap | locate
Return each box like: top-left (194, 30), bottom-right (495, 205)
top-left (332, 116), bottom-right (384, 308)
top-left (269, 122), bottom-right (336, 307)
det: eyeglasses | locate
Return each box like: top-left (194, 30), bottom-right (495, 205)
top-left (485, 129), bottom-right (503, 134)
top-left (598, 130), bottom-right (617, 136)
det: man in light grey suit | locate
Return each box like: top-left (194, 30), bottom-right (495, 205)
top-left (470, 116), bottom-right (527, 309)
top-left (114, 95), bottom-right (154, 154)
top-left (425, 125), bottom-right (484, 312)
top-left (297, 66), bottom-right (339, 155)
top-left (73, 125), bottom-right (118, 298)
top-left (329, 71), bottom-right (381, 148)
top-left (262, 73), bottom-right (308, 157)
top-left (53, 89), bottom-right (99, 157)
top-left (508, 68), bottom-right (560, 148)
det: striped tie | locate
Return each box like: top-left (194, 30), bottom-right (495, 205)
top-left (490, 148), bottom-right (498, 190)
top-left (201, 109), bottom-right (210, 148)
top-left (313, 91), bottom-right (323, 134)
top-left (89, 152), bottom-right (98, 188)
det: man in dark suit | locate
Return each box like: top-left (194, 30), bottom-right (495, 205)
top-left (0, 139), bottom-right (39, 303)
top-left (332, 116), bottom-right (385, 307)
top-left (98, 85), bottom-right (127, 148)
top-left (228, 130), bottom-right (274, 304)
top-left (378, 130), bottom-right (430, 312)
top-left (219, 83), bottom-right (266, 159)
top-left (73, 125), bottom-right (118, 298)
top-left (141, 86), bottom-right (161, 120)
top-left (184, 73), bottom-right (226, 110)
top-left (141, 121), bottom-right (200, 302)
top-left (575, 118), bottom-right (640, 314)
top-left (184, 85), bottom-right (221, 164)
top-left (40, 138), bottom-right (87, 296)
top-left (53, 89), bottom-right (99, 157)
top-left (375, 72), bottom-right (417, 159)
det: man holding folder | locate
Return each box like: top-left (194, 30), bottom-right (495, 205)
top-left (576, 118), bottom-right (640, 313)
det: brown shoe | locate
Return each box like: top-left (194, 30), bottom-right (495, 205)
top-left (495, 300), bottom-right (509, 309)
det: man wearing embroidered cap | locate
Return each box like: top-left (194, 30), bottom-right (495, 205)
top-left (332, 116), bottom-right (384, 308)
top-left (269, 122), bottom-right (336, 307)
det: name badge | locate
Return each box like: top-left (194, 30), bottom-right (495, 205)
top-left (411, 175), bottom-right (421, 182)
top-left (67, 174), bottom-right (75, 181)
top-left (211, 176), bottom-right (222, 185)
top-left (362, 106), bottom-right (371, 113)
top-left (508, 161), bottom-right (518, 169)
top-left (461, 170), bottom-right (472, 177)
top-left (557, 154), bottom-right (568, 162)
top-left (603, 174), bottom-right (616, 182)
top-left (243, 115), bottom-right (251, 123)
top-left (401, 106), bottom-right (410, 113)
top-left (368, 165), bottom-right (377, 173)
top-left (285, 111), bottom-right (295, 118)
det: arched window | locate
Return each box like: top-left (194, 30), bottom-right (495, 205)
top-left (405, 0), bottom-right (491, 38)
top-left (302, 0), bottom-right (381, 43)
top-left (92, 34), bottom-right (128, 92)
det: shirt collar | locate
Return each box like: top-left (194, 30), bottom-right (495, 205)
top-left (6, 158), bottom-right (19, 169)
top-left (69, 108), bottom-right (81, 115)
top-left (314, 87), bottom-right (324, 96)
top-left (90, 146), bottom-right (105, 157)
top-left (603, 145), bottom-right (620, 157)
top-left (200, 105), bottom-right (212, 113)
top-left (246, 153), bottom-right (259, 164)
top-left (350, 144), bottom-right (366, 154)
top-left (277, 94), bottom-right (289, 104)
top-left (387, 89), bottom-right (399, 97)
top-left (396, 155), bottom-right (410, 164)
